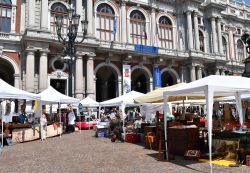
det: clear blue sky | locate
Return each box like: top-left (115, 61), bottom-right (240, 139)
top-left (244, 0), bottom-right (250, 5)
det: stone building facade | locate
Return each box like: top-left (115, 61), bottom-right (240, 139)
top-left (0, 0), bottom-right (249, 101)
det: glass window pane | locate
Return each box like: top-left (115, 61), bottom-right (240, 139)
top-left (6, 18), bottom-right (10, 32)
top-left (106, 17), bottom-right (109, 30)
top-left (96, 16), bottom-right (100, 29)
top-left (7, 9), bottom-right (11, 17)
top-left (2, 8), bottom-right (6, 17)
top-left (96, 30), bottom-right (100, 39)
top-left (101, 16), bottom-right (105, 29)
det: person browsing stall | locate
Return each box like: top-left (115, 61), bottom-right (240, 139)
top-left (18, 111), bottom-right (28, 124)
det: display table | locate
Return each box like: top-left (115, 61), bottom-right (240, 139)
top-left (12, 125), bottom-right (40, 143)
top-left (168, 125), bottom-right (199, 155)
top-left (46, 123), bottom-right (62, 138)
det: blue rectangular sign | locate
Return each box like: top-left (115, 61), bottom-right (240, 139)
top-left (154, 67), bottom-right (162, 87)
top-left (134, 44), bottom-right (159, 54)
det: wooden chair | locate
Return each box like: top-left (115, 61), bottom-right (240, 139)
top-left (145, 132), bottom-right (157, 149)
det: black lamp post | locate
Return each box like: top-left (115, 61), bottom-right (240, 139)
top-left (56, 5), bottom-right (88, 97)
top-left (241, 32), bottom-right (250, 78)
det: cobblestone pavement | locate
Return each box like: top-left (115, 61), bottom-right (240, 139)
top-left (0, 130), bottom-right (249, 173)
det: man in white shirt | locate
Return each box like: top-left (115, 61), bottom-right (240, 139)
top-left (67, 110), bottom-right (75, 133)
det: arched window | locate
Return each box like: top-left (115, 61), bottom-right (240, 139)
top-left (96, 3), bottom-right (115, 41)
top-left (199, 30), bottom-right (204, 52)
top-left (222, 37), bottom-right (227, 59)
top-left (159, 16), bottom-right (173, 49)
top-left (50, 3), bottom-right (68, 33)
top-left (0, 0), bottom-right (12, 33)
top-left (130, 10), bottom-right (146, 45)
top-left (237, 40), bottom-right (244, 62)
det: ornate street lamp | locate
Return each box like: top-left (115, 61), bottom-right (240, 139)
top-left (56, 5), bottom-right (88, 97)
top-left (241, 32), bottom-right (250, 78)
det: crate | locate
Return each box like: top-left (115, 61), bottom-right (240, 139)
top-left (95, 130), bottom-right (108, 137)
top-left (125, 133), bottom-right (140, 143)
top-left (246, 155), bottom-right (250, 166)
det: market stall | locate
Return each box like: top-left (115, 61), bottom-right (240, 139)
top-left (163, 75), bottom-right (250, 172)
top-left (0, 78), bottom-right (40, 147)
top-left (38, 86), bottom-right (80, 137)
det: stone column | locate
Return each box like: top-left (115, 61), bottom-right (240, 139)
top-left (193, 11), bottom-right (200, 51)
top-left (87, 0), bottom-right (93, 37)
top-left (229, 28), bottom-right (235, 60)
top-left (151, 8), bottom-right (156, 46)
top-left (26, 50), bottom-right (35, 92)
top-left (76, 0), bottom-right (83, 32)
top-left (189, 65), bottom-right (196, 82)
top-left (197, 66), bottom-right (203, 79)
top-left (221, 69), bottom-right (225, 76)
top-left (118, 76), bottom-right (122, 97)
top-left (150, 78), bottom-right (153, 92)
top-left (14, 74), bottom-right (20, 89)
top-left (121, 1), bottom-right (127, 44)
top-left (180, 66), bottom-right (188, 83)
top-left (86, 53), bottom-right (95, 99)
top-left (211, 17), bottom-right (218, 53)
top-left (41, 0), bottom-right (48, 30)
top-left (75, 55), bottom-right (84, 100)
top-left (217, 17), bottom-right (223, 54)
top-left (186, 11), bottom-right (194, 50)
top-left (39, 50), bottom-right (48, 92)
top-left (28, 0), bottom-right (35, 27)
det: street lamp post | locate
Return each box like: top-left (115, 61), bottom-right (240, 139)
top-left (56, 5), bottom-right (88, 97)
top-left (241, 32), bottom-right (250, 78)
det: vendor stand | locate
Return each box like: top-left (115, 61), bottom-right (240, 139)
top-left (163, 75), bottom-right (250, 172)
top-left (38, 86), bottom-right (80, 137)
top-left (0, 78), bottom-right (40, 147)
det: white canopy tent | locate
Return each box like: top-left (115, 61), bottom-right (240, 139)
top-left (100, 91), bottom-right (145, 107)
top-left (0, 78), bottom-right (41, 148)
top-left (38, 86), bottom-right (80, 104)
top-left (163, 75), bottom-right (250, 173)
top-left (80, 97), bottom-right (99, 107)
top-left (99, 91), bottom-right (145, 137)
top-left (38, 86), bottom-right (80, 137)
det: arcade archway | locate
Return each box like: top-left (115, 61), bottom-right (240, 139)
top-left (161, 70), bottom-right (177, 87)
top-left (131, 68), bottom-right (150, 94)
top-left (0, 59), bottom-right (15, 86)
top-left (95, 66), bottom-right (118, 102)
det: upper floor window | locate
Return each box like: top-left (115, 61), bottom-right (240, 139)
top-left (222, 37), bottom-right (227, 59)
top-left (199, 30), bottom-right (204, 52)
top-left (159, 16), bottom-right (173, 49)
top-left (96, 3), bottom-right (116, 41)
top-left (130, 10), bottom-right (146, 45)
top-left (237, 40), bottom-right (244, 62)
top-left (50, 3), bottom-right (68, 33)
top-left (0, 0), bottom-right (12, 33)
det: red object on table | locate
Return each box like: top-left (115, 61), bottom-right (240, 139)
top-left (125, 133), bottom-right (140, 143)
top-left (246, 155), bottom-right (250, 166)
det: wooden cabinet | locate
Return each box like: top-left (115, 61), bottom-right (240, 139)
top-left (168, 126), bottom-right (199, 156)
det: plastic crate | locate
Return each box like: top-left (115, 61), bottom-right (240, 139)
top-left (96, 130), bottom-right (108, 137)
top-left (246, 155), bottom-right (250, 166)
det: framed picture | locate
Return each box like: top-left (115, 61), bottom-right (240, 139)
top-left (212, 138), bottom-right (239, 161)
top-left (184, 150), bottom-right (200, 160)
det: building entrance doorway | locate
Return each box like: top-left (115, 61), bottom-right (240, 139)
top-left (161, 71), bottom-right (177, 87)
top-left (96, 66), bottom-right (118, 102)
top-left (0, 59), bottom-right (15, 86)
top-left (131, 69), bottom-right (149, 94)
top-left (50, 79), bottom-right (67, 95)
